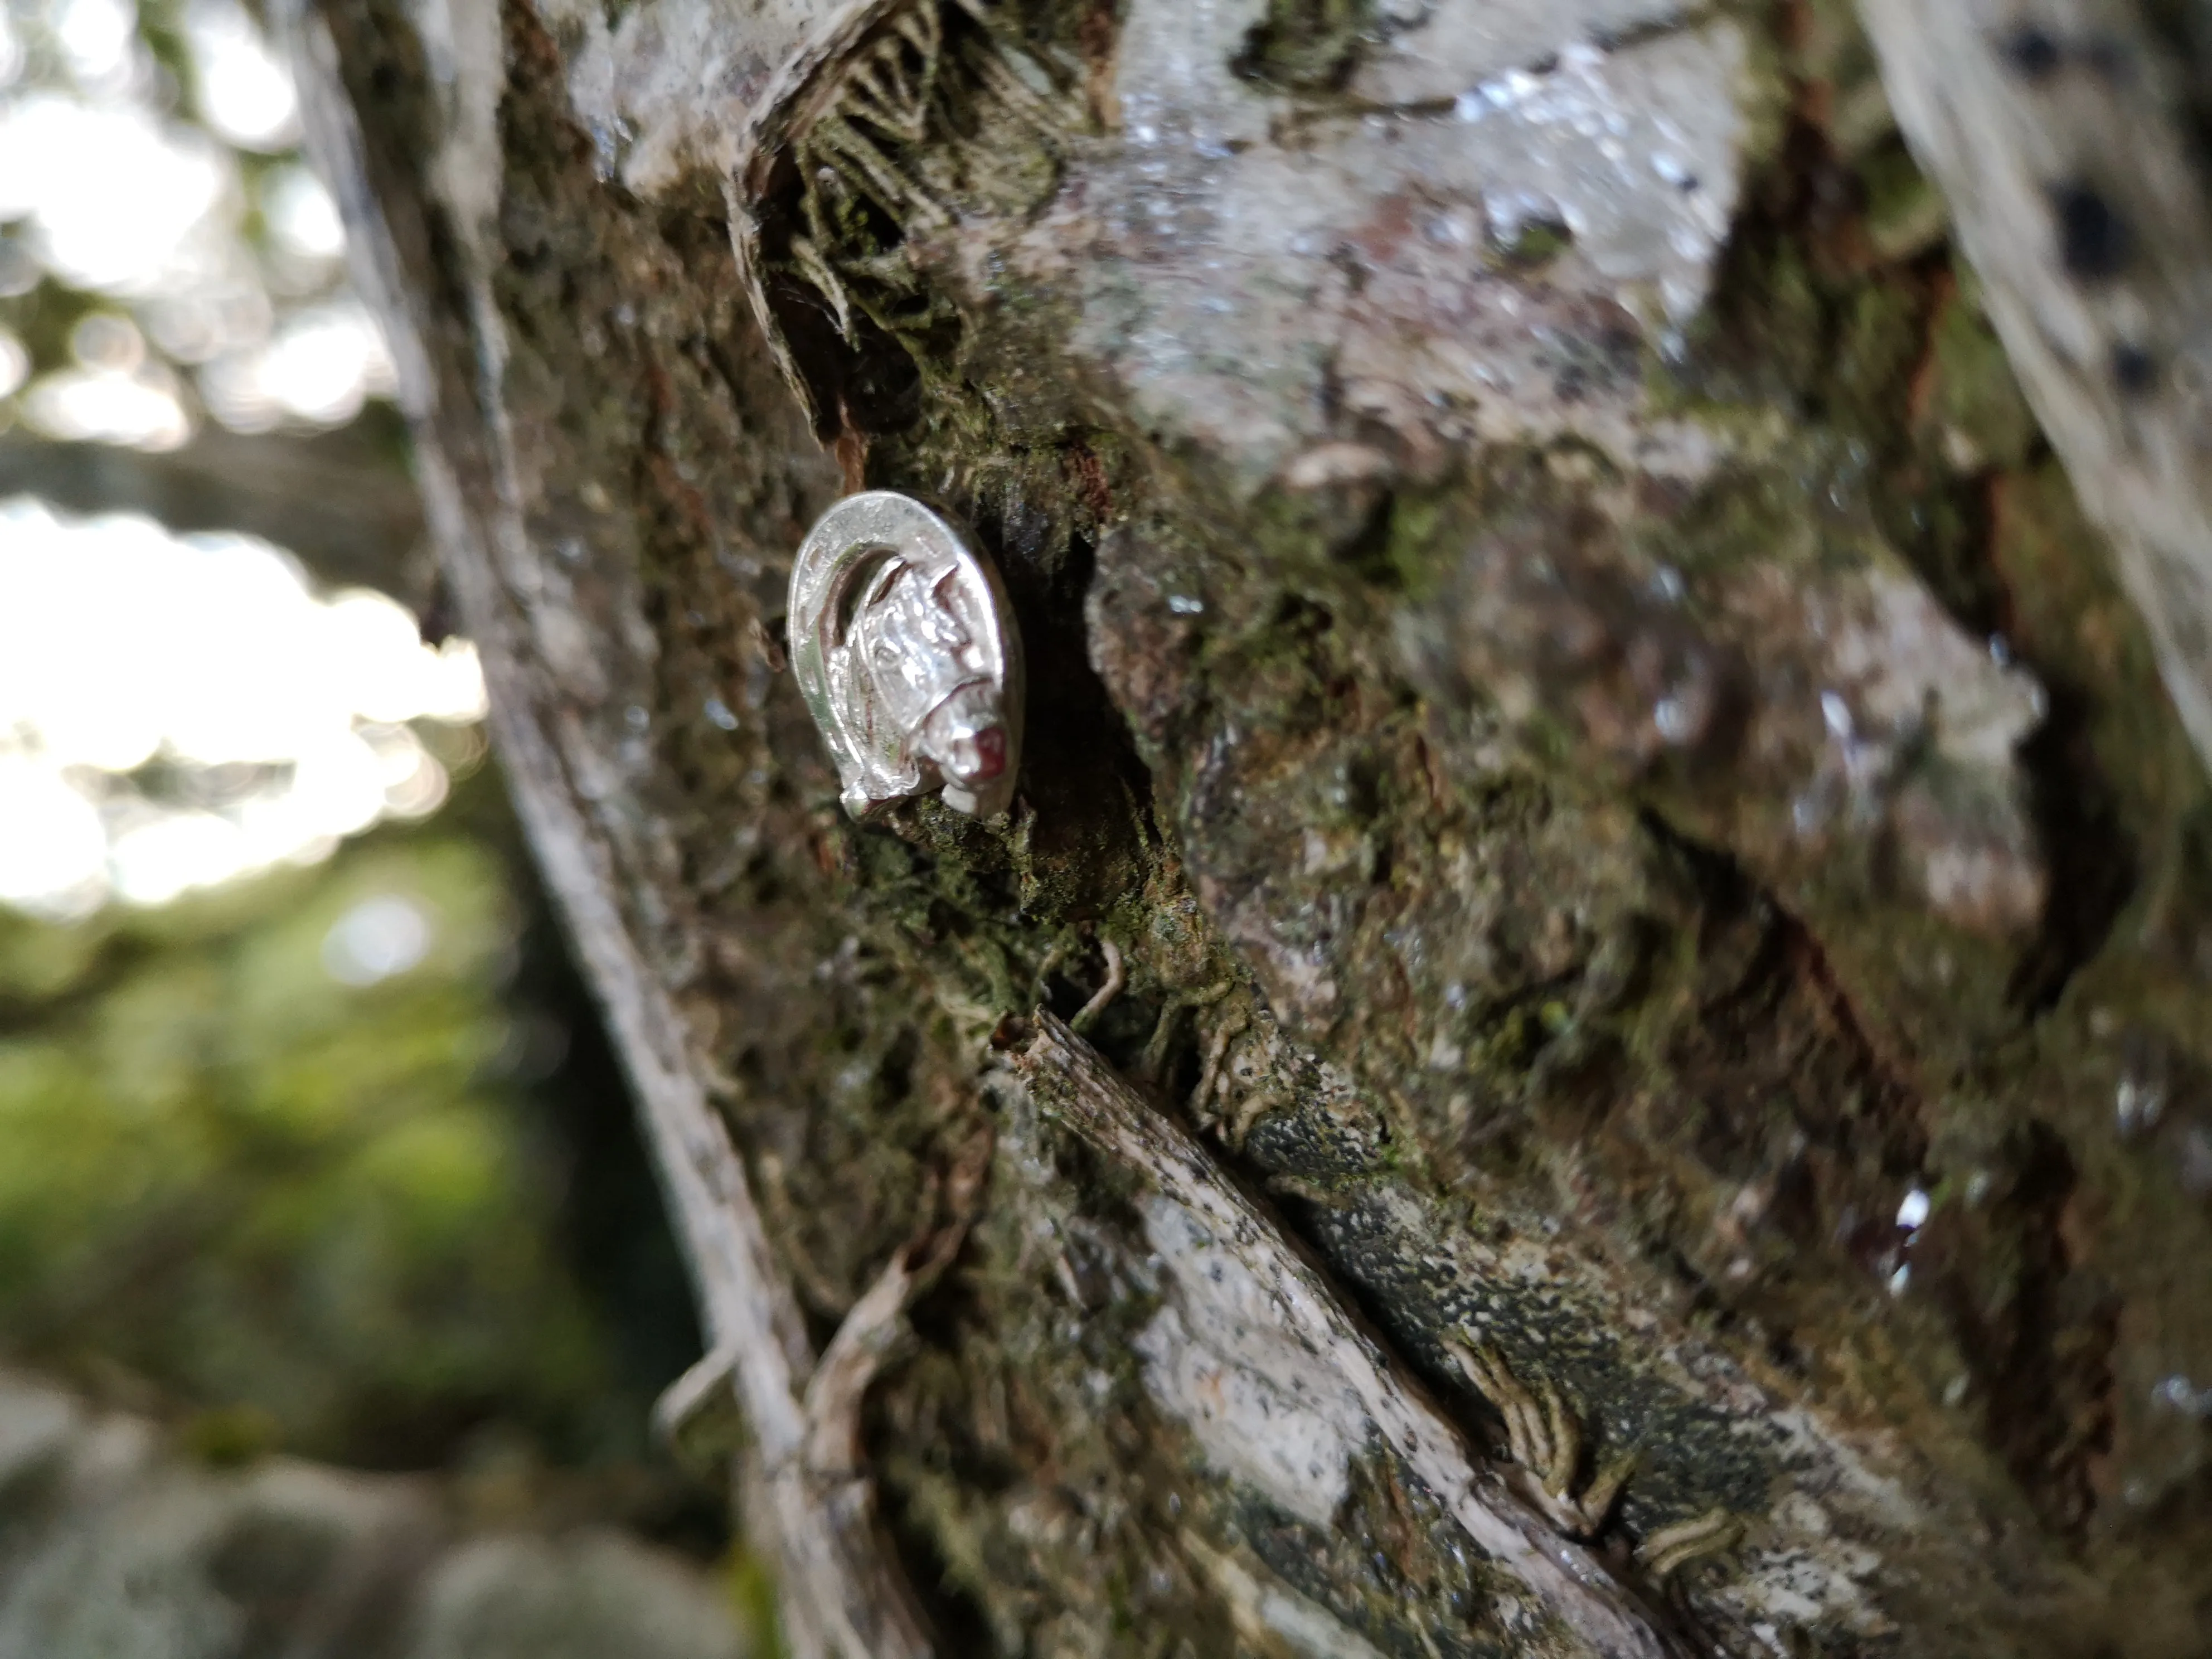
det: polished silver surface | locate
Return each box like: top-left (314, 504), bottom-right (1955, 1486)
top-left (788, 491), bottom-right (1023, 818)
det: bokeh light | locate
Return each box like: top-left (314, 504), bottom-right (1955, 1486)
top-left (198, 298), bottom-right (395, 431)
top-left (0, 6), bottom-right (728, 1613)
top-left (0, 498), bottom-right (487, 919)
top-left (181, 0), bottom-right (300, 151)
top-left (0, 0), bottom-right (397, 444)
top-left (0, 94), bottom-right (229, 294)
top-left (322, 891), bottom-right (434, 986)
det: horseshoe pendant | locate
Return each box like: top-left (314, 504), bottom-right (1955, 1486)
top-left (787, 491), bottom-right (1025, 819)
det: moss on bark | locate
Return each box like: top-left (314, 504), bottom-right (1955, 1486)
top-left (313, 0), bottom-right (2212, 1650)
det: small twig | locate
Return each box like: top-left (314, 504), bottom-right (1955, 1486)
top-left (1069, 938), bottom-right (1124, 1034)
top-left (1136, 1000), bottom-right (1189, 1083)
top-left (1189, 1008), bottom-right (1249, 1120)
top-left (1026, 935), bottom-right (1072, 1007)
top-left (801, 1245), bottom-right (923, 1478)
top-left (1637, 1510), bottom-right (1744, 1581)
top-left (1138, 977), bottom-right (1236, 1083)
top-left (653, 1338), bottom-right (748, 1473)
top-left (1224, 1085), bottom-right (1280, 1151)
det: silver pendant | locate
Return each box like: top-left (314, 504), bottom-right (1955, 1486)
top-left (788, 491), bottom-right (1024, 819)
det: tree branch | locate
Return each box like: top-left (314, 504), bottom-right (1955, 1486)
top-left (0, 422), bottom-right (429, 607)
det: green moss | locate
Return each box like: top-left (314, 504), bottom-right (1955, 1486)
top-left (0, 831), bottom-right (614, 1466)
top-left (1917, 271), bottom-right (2040, 473)
top-left (180, 1401), bottom-right (283, 1468)
top-left (724, 1545), bottom-right (788, 1658)
top-left (473, 0), bottom-right (2212, 1642)
top-left (1859, 140), bottom-right (1948, 261)
top-left (1500, 217), bottom-right (1574, 268)
top-left (1231, 0), bottom-right (1372, 93)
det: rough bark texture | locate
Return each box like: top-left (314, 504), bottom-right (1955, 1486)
top-left (290, 0), bottom-right (2212, 1653)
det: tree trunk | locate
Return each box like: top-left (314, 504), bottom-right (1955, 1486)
top-left (282, 0), bottom-right (2212, 1653)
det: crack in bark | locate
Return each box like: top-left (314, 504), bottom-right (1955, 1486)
top-left (1012, 1010), bottom-right (1689, 1659)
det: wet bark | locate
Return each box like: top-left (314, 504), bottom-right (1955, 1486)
top-left (285, 0), bottom-right (2212, 1654)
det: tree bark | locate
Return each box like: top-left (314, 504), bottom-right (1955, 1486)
top-left (285, 0), bottom-right (2212, 1653)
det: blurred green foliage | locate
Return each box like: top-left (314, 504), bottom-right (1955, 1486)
top-left (0, 0), bottom-right (729, 1598)
top-left (0, 791), bottom-right (672, 1473)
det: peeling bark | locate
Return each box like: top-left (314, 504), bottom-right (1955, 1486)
top-left (1011, 1010), bottom-right (1676, 1659)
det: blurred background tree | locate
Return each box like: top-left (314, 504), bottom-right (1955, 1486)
top-left (0, 0), bottom-right (423, 594)
top-left (0, 0), bottom-right (741, 1646)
